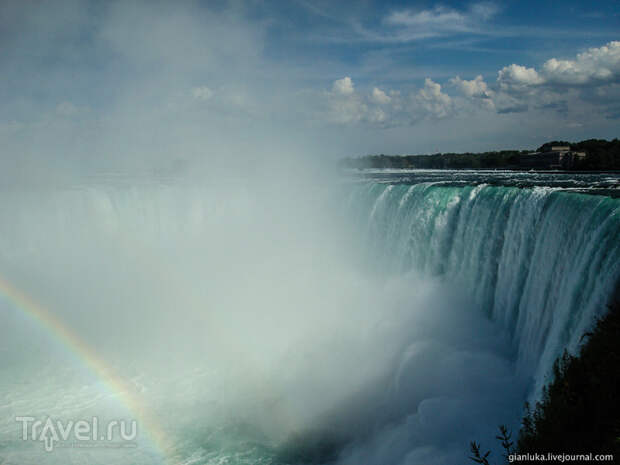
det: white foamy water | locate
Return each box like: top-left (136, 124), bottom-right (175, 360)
top-left (0, 171), bottom-right (618, 464)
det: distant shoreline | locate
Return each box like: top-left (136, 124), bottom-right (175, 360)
top-left (346, 168), bottom-right (620, 174)
top-left (339, 138), bottom-right (620, 172)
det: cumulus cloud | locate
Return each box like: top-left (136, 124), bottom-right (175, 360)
top-left (491, 92), bottom-right (529, 114)
top-left (332, 76), bottom-right (355, 95)
top-left (542, 41), bottom-right (620, 85)
top-left (321, 41), bottom-right (620, 128)
top-left (325, 77), bottom-right (455, 125)
top-left (371, 87), bottom-right (391, 104)
top-left (2, 0), bottom-right (618, 175)
top-left (327, 77), bottom-right (367, 124)
top-left (445, 41), bottom-right (620, 118)
top-left (327, 97), bottom-right (367, 124)
top-left (498, 64), bottom-right (545, 90)
top-left (414, 78), bottom-right (453, 118)
top-left (453, 69), bottom-right (546, 114)
top-left (451, 75), bottom-right (495, 110)
top-left (451, 75), bottom-right (492, 98)
top-left (496, 41), bottom-right (620, 93)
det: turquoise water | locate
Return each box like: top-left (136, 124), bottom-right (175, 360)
top-left (344, 181), bottom-right (620, 392)
top-left (0, 172), bottom-right (618, 464)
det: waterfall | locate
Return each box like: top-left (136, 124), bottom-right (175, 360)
top-left (347, 182), bottom-right (620, 393)
top-left (1, 179), bottom-right (618, 465)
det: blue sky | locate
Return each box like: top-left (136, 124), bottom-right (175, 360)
top-left (259, 0), bottom-right (618, 82)
top-left (1, 0), bottom-right (619, 174)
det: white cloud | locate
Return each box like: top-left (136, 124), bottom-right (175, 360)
top-left (327, 95), bottom-right (367, 124)
top-left (414, 78), bottom-right (453, 118)
top-left (321, 41), bottom-right (620, 128)
top-left (324, 77), bottom-right (456, 126)
top-left (486, 41), bottom-right (620, 115)
top-left (381, 3), bottom-right (499, 42)
top-left (491, 92), bottom-right (529, 114)
top-left (386, 6), bottom-right (466, 29)
top-left (495, 41), bottom-right (620, 94)
top-left (498, 64), bottom-right (544, 89)
top-left (371, 87), bottom-right (391, 104)
top-left (451, 75), bottom-right (495, 110)
top-left (542, 41), bottom-right (620, 85)
top-left (327, 77), bottom-right (367, 123)
top-left (451, 75), bottom-right (492, 98)
top-left (332, 76), bottom-right (355, 95)
top-left (192, 86), bottom-right (214, 100)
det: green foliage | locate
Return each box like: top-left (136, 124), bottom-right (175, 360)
top-left (517, 299), bottom-right (620, 456)
top-left (469, 298), bottom-right (619, 464)
top-left (339, 150), bottom-right (527, 170)
top-left (537, 139), bottom-right (620, 170)
top-left (340, 138), bottom-right (620, 170)
top-left (469, 425), bottom-right (514, 465)
top-left (496, 425), bottom-right (514, 461)
top-left (469, 441), bottom-right (491, 465)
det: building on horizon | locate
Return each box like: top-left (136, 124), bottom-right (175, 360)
top-left (520, 146), bottom-right (586, 170)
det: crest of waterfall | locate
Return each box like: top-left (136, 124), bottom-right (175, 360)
top-left (346, 182), bottom-right (620, 394)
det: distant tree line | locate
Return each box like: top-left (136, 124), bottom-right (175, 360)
top-left (340, 138), bottom-right (620, 171)
top-left (537, 139), bottom-right (620, 170)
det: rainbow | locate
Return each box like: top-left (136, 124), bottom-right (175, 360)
top-left (0, 274), bottom-right (175, 464)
